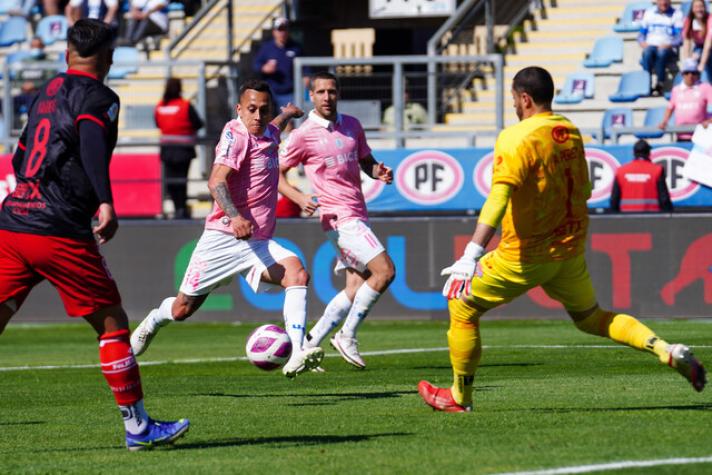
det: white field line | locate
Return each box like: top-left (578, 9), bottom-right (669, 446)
top-left (1, 344), bottom-right (711, 373)
top-left (494, 455), bottom-right (712, 475)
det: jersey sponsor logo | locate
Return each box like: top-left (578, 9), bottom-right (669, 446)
top-left (551, 125), bottom-right (570, 144)
top-left (585, 148), bottom-right (621, 202)
top-left (396, 150), bottom-right (464, 205)
top-left (46, 77), bottom-right (64, 96)
top-left (360, 170), bottom-right (385, 203)
top-left (651, 146), bottom-right (699, 201)
top-left (37, 100), bottom-right (56, 115)
top-left (107, 103), bottom-right (119, 122)
top-left (473, 151), bottom-right (494, 195)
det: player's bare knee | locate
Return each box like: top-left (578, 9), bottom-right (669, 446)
top-left (286, 267), bottom-right (309, 287)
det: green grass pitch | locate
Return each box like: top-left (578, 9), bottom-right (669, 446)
top-left (0, 319), bottom-right (710, 474)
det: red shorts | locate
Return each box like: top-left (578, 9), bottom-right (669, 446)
top-left (0, 229), bottom-right (121, 317)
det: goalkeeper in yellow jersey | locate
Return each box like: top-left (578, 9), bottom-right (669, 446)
top-left (418, 66), bottom-right (706, 412)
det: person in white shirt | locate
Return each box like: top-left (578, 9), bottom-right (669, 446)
top-left (639, 0), bottom-right (684, 94)
top-left (68, 0), bottom-right (119, 29)
top-left (121, 0), bottom-right (168, 46)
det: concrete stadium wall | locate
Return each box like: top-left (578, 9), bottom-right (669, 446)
top-left (11, 215), bottom-right (712, 323)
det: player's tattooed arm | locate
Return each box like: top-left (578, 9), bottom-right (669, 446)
top-left (360, 154), bottom-right (393, 184)
top-left (271, 103), bottom-right (304, 131)
top-left (208, 164), bottom-right (253, 239)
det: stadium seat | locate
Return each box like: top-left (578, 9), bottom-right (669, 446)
top-left (609, 71), bottom-right (651, 102)
top-left (0, 17), bottom-right (28, 47)
top-left (583, 36), bottom-right (624, 68)
top-left (554, 72), bottom-right (594, 104)
top-left (602, 107), bottom-right (634, 139)
top-left (108, 46), bottom-right (140, 79)
top-left (635, 106), bottom-right (673, 139)
top-left (613, 2), bottom-right (650, 33)
top-left (36, 15), bottom-right (68, 46)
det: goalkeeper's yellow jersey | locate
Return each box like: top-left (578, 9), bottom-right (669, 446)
top-left (492, 111), bottom-right (591, 263)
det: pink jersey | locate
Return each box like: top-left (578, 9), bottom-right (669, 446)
top-left (280, 111), bottom-right (372, 231)
top-left (668, 81), bottom-right (712, 140)
top-left (205, 118), bottom-right (280, 240)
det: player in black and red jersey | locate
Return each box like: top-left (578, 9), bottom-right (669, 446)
top-left (0, 19), bottom-right (190, 451)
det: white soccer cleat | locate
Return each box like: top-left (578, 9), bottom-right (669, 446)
top-left (282, 346), bottom-right (324, 378)
top-left (130, 310), bottom-right (163, 357)
top-left (330, 331), bottom-right (366, 369)
top-left (665, 344), bottom-right (707, 392)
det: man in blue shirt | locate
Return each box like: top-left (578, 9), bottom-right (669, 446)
top-left (639, 0), bottom-right (683, 95)
top-left (253, 17), bottom-right (303, 110)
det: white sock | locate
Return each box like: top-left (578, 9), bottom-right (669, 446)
top-left (306, 290), bottom-right (352, 347)
top-left (340, 283), bottom-right (381, 338)
top-left (152, 297), bottom-right (176, 328)
top-left (120, 399), bottom-right (149, 435)
top-left (284, 286), bottom-right (307, 351)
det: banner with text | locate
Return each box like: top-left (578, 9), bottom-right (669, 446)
top-left (364, 143), bottom-right (712, 210)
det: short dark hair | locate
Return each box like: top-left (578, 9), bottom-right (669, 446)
top-left (634, 139), bottom-right (651, 158)
top-left (309, 71), bottom-right (340, 91)
top-left (239, 78), bottom-right (272, 102)
top-left (67, 19), bottom-right (115, 58)
top-left (512, 66), bottom-right (554, 106)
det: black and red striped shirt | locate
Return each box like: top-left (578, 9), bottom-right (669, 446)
top-left (0, 69), bottom-right (120, 239)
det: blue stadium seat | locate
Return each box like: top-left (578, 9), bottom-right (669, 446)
top-left (36, 15), bottom-right (68, 46)
top-left (0, 17), bottom-right (28, 47)
top-left (635, 106), bottom-right (673, 139)
top-left (583, 36), bottom-right (624, 68)
top-left (609, 70), bottom-right (651, 102)
top-left (602, 107), bottom-right (634, 139)
top-left (167, 2), bottom-right (184, 11)
top-left (554, 72), bottom-right (594, 104)
top-left (613, 2), bottom-right (650, 33)
top-left (108, 46), bottom-right (140, 79)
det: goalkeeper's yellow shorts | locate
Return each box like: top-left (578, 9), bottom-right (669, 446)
top-left (466, 251), bottom-right (597, 313)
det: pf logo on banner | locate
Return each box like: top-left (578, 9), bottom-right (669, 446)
top-left (395, 150), bottom-right (464, 205)
top-left (651, 146), bottom-right (699, 201)
top-left (585, 148), bottom-right (621, 203)
top-left (473, 151), bottom-right (494, 196)
top-left (360, 170), bottom-right (385, 203)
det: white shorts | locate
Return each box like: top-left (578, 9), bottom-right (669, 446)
top-left (326, 219), bottom-right (385, 275)
top-left (179, 230), bottom-right (297, 296)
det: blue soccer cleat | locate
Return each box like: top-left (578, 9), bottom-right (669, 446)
top-left (126, 418), bottom-right (190, 451)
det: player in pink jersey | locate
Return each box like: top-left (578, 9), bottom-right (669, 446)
top-left (131, 79), bottom-right (324, 378)
top-left (279, 71), bottom-right (395, 369)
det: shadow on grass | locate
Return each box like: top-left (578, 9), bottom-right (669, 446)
top-left (175, 432), bottom-right (412, 451)
top-left (412, 363), bottom-right (541, 370)
top-left (0, 421), bottom-right (44, 426)
top-left (531, 402), bottom-right (712, 413)
top-left (196, 390), bottom-right (417, 400)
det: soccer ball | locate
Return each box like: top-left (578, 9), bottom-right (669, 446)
top-left (245, 324), bottom-right (292, 370)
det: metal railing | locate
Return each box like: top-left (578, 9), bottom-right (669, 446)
top-left (293, 54), bottom-right (504, 147)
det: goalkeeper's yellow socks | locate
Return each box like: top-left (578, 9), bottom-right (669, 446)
top-left (447, 298), bottom-right (483, 406)
top-left (576, 308), bottom-right (669, 360)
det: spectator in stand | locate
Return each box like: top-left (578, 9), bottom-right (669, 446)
top-left (68, 0), bottom-right (119, 30)
top-left (659, 58), bottom-right (712, 141)
top-left (43, 0), bottom-right (69, 16)
top-left (13, 81), bottom-right (38, 119)
top-left (121, 0), bottom-right (167, 46)
top-left (382, 90), bottom-right (428, 129)
top-left (610, 139), bottom-right (673, 213)
top-left (8, 0), bottom-right (36, 19)
top-left (682, 0), bottom-right (712, 67)
top-left (639, 0), bottom-right (684, 95)
top-left (253, 17), bottom-right (303, 112)
top-left (154, 78), bottom-right (204, 219)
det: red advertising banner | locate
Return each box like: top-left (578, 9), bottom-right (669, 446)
top-left (0, 153), bottom-right (162, 217)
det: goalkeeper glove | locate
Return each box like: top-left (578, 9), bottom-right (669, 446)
top-left (441, 242), bottom-right (485, 300)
